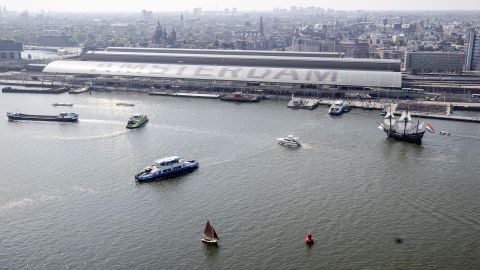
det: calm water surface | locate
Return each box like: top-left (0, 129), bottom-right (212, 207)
top-left (1, 91), bottom-right (479, 269)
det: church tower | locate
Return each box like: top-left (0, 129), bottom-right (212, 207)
top-left (259, 16), bottom-right (264, 36)
top-left (153, 20), bottom-right (164, 44)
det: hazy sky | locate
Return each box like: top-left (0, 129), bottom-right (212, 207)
top-left (1, 0), bottom-right (480, 12)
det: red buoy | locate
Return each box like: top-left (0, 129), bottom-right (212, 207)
top-left (305, 232), bottom-right (314, 245)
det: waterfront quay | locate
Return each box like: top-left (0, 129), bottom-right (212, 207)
top-left (318, 99), bottom-right (480, 123)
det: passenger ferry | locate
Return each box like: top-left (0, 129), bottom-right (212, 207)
top-left (328, 100), bottom-right (350, 115)
top-left (135, 156), bottom-right (199, 182)
top-left (277, 135), bottom-right (302, 148)
top-left (126, 113), bottom-right (148, 129)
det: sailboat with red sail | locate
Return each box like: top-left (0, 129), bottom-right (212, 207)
top-left (202, 220), bottom-right (219, 245)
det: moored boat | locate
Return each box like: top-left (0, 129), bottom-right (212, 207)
top-left (277, 135), bottom-right (302, 148)
top-left (126, 113), bottom-right (148, 129)
top-left (52, 103), bottom-right (74, 107)
top-left (202, 220), bottom-right (219, 245)
top-left (135, 156), bottom-right (199, 182)
top-left (328, 100), bottom-right (350, 115)
top-left (116, 102), bottom-right (135, 106)
top-left (69, 86), bottom-right (91, 94)
top-left (6, 112), bottom-right (78, 122)
top-left (220, 92), bottom-right (259, 102)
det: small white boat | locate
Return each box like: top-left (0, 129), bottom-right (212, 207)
top-left (277, 135), bottom-right (302, 148)
top-left (439, 131), bottom-right (451, 136)
top-left (52, 103), bottom-right (74, 107)
top-left (328, 100), bottom-right (350, 115)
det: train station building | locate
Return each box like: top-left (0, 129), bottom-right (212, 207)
top-left (42, 47), bottom-right (402, 94)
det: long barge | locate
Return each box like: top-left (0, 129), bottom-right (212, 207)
top-left (220, 92), bottom-right (260, 102)
top-left (6, 112), bottom-right (79, 122)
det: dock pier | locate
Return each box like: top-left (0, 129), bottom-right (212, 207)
top-left (148, 91), bottom-right (220, 99)
top-left (318, 99), bottom-right (480, 123)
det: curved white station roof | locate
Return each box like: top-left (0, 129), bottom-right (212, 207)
top-left (43, 60), bottom-right (402, 88)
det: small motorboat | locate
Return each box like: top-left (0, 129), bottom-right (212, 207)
top-left (277, 135), bottom-right (302, 148)
top-left (305, 232), bottom-right (314, 246)
top-left (439, 131), bottom-right (451, 136)
top-left (52, 103), bottom-right (74, 107)
top-left (202, 220), bottom-right (219, 245)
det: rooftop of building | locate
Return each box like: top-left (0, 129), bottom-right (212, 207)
top-left (84, 50), bottom-right (401, 72)
top-left (43, 60), bottom-right (402, 89)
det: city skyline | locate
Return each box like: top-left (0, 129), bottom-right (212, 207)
top-left (2, 0), bottom-right (480, 13)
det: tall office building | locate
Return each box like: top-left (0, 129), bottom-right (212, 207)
top-left (465, 29), bottom-right (480, 71)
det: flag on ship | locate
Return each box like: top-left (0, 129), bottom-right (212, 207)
top-left (426, 124), bottom-right (435, 133)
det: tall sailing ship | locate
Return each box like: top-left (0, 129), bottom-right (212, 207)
top-left (378, 109), bottom-right (428, 144)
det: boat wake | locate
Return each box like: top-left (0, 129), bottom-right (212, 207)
top-left (450, 134), bottom-right (480, 140)
top-left (300, 143), bottom-right (314, 149)
top-left (42, 130), bottom-right (128, 141)
top-left (0, 194), bottom-right (63, 216)
top-left (0, 198), bottom-right (35, 214)
top-left (72, 185), bottom-right (96, 193)
top-left (79, 119), bottom-right (126, 125)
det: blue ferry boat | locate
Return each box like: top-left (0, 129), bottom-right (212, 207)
top-left (135, 156), bottom-right (199, 182)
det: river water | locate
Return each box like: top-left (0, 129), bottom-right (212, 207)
top-left (1, 91), bottom-right (479, 269)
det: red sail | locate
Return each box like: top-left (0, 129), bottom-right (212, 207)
top-left (204, 221), bottom-right (214, 238)
top-left (204, 221), bottom-right (219, 240)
